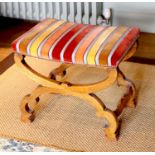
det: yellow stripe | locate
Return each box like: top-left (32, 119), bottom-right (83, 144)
top-left (86, 27), bottom-right (116, 65)
top-left (30, 20), bottom-right (65, 56)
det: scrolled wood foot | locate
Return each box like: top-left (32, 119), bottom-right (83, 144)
top-left (98, 110), bottom-right (119, 140)
top-left (89, 93), bottom-right (119, 140)
top-left (20, 94), bottom-right (40, 123)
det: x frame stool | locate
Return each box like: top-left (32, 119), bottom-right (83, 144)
top-left (14, 42), bottom-right (137, 140)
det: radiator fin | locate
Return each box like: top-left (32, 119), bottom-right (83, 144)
top-left (0, 2), bottom-right (104, 25)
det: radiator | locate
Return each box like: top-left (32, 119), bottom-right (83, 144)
top-left (0, 2), bottom-right (109, 25)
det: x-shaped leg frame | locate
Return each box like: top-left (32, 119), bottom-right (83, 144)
top-left (14, 53), bottom-right (136, 140)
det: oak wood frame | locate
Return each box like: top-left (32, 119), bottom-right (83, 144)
top-left (14, 43), bottom-right (137, 140)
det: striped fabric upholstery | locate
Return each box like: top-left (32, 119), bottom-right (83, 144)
top-left (12, 18), bottom-right (140, 67)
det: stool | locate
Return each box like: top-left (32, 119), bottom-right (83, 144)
top-left (11, 18), bottom-right (140, 140)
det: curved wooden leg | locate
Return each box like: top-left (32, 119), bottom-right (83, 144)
top-left (20, 85), bottom-right (119, 140)
top-left (20, 85), bottom-right (106, 124)
top-left (14, 54), bottom-right (118, 94)
top-left (89, 93), bottom-right (119, 140)
top-left (102, 111), bottom-right (120, 140)
top-left (115, 67), bottom-right (136, 116)
top-left (20, 94), bottom-right (40, 123)
top-left (20, 85), bottom-right (43, 123)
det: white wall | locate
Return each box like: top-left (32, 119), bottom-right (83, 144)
top-left (104, 2), bottom-right (155, 33)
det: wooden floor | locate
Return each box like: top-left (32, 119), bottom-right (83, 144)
top-left (136, 32), bottom-right (155, 59)
top-left (128, 32), bottom-right (155, 65)
top-left (0, 48), bottom-right (12, 61)
top-left (0, 16), bottom-right (37, 47)
top-left (0, 48), bottom-right (14, 74)
top-left (0, 17), bottom-right (37, 74)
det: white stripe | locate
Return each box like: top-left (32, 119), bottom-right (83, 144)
top-left (95, 27), bottom-right (118, 65)
top-left (108, 28), bottom-right (131, 66)
top-left (16, 39), bottom-right (22, 54)
top-left (48, 24), bottom-right (78, 60)
top-left (26, 20), bottom-right (58, 55)
top-left (37, 22), bottom-right (66, 58)
top-left (71, 27), bottom-right (96, 64)
top-left (60, 25), bottom-right (87, 62)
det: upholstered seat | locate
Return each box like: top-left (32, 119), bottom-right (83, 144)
top-left (12, 18), bottom-right (140, 67)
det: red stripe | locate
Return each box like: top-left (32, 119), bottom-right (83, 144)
top-left (12, 41), bottom-right (17, 52)
top-left (52, 24), bottom-right (84, 60)
top-left (63, 25), bottom-right (95, 62)
top-left (111, 27), bottom-right (140, 66)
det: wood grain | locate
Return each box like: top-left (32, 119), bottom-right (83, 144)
top-left (134, 32), bottom-right (155, 59)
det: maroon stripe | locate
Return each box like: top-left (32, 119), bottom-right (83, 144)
top-left (52, 24), bottom-right (84, 60)
top-left (63, 25), bottom-right (95, 62)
